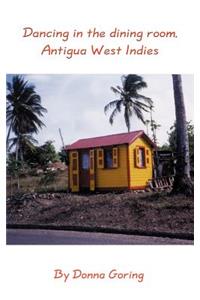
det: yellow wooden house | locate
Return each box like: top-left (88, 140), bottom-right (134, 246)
top-left (66, 130), bottom-right (155, 192)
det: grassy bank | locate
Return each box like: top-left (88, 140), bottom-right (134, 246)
top-left (6, 170), bottom-right (68, 196)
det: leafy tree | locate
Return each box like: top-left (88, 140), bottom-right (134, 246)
top-left (58, 149), bottom-right (69, 165)
top-left (36, 141), bottom-right (59, 166)
top-left (6, 75), bottom-right (47, 160)
top-left (104, 74), bottom-right (153, 132)
top-left (158, 143), bottom-right (171, 151)
top-left (8, 140), bottom-right (59, 169)
top-left (7, 158), bottom-right (22, 177)
top-left (24, 140), bottom-right (59, 167)
top-left (171, 74), bottom-right (193, 196)
top-left (167, 122), bottom-right (193, 158)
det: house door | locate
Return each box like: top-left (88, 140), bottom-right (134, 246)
top-left (89, 149), bottom-right (95, 191)
top-left (80, 149), bottom-right (96, 191)
top-left (80, 150), bottom-right (90, 189)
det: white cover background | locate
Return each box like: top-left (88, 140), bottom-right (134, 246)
top-left (0, 0), bottom-right (199, 299)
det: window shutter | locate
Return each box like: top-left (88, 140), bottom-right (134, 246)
top-left (112, 147), bottom-right (119, 168)
top-left (89, 149), bottom-right (95, 191)
top-left (146, 149), bottom-right (150, 165)
top-left (70, 151), bottom-right (79, 192)
top-left (134, 147), bottom-right (140, 168)
top-left (97, 148), bottom-right (104, 169)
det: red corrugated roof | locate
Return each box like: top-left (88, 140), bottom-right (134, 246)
top-left (66, 130), bottom-right (155, 150)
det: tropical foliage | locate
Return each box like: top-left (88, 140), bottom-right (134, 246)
top-left (159, 121), bottom-right (194, 175)
top-left (104, 74), bottom-right (153, 132)
top-left (6, 75), bottom-right (47, 160)
top-left (26, 140), bottom-right (59, 167)
top-left (167, 121), bottom-right (194, 157)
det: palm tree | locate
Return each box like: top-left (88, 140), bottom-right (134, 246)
top-left (104, 74), bottom-right (153, 132)
top-left (8, 133), bottom-right (38, 162)
top-left (172, 74), bottom-right (193, 195)
top-left (6, 75), bottom-right (47, 160)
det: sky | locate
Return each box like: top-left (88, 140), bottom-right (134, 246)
top-left (6, 74), bottom-right (193, 151)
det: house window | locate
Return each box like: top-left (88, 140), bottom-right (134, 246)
top-left (81, 152), bottom-right (89, 170)
top-left (97, 147), bottom-right (119, 169)
top-left (135, 147), bottom-right (146, 168)
top-left (104, 148), bottom-right (113, 168)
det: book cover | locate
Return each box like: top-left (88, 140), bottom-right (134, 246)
top-left (0, 1), bottom-right (198, 299)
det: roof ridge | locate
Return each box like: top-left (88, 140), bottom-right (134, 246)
top-left (128, 130), bottom-right (144, 144)
top-left (65, 130), bottom-right (155, 150)
top-left (75, 130), bottom-right (144, 142)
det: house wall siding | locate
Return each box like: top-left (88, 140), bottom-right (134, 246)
top-left (128, 137), bottom-right (153, 188)
top-left (96, 144), bottom-right (129, 188)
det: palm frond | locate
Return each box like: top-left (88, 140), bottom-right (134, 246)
top-left (110, 86), bottom-right (121, 95)
top-left (116, 100), bottom-right (122, 112)
top-left (7, 138), bottom-right (17, 152)
top-left (116, 85), bottom-right (124, 94)
top-left (135, 93), bottom-right (153, 105)
top-left (133, 100), bottom-right (151, 112)
top-left (109, 107), bottom-right (120, 125)
top-left (104, 99), bottom-right (121, 114)
top-left (132, 106), bottom-right (145, 124)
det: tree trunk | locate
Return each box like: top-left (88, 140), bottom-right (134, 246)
top-left (17, 175), bottom-right (20, 190)
top-left (6, 121), bottom-right (13, 151)
top-left (15, 137), bottom-right (19, 161)
top-left (172, 75), bottom-right (193, 196)
top-left (15, 137), bottom-right (20, 190)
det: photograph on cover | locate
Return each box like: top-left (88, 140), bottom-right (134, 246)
top-left (6, 74), bottom-right (193, 245)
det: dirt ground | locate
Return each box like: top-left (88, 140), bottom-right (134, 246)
top-left (6, 191), bottom-right (194, 236)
